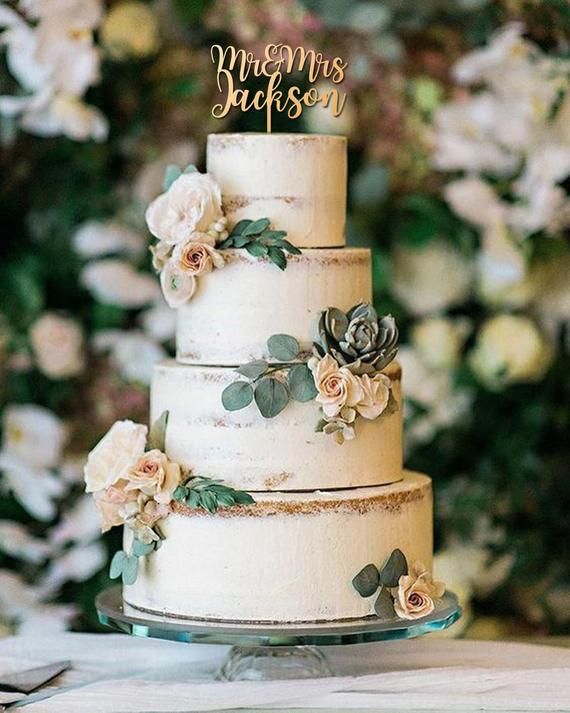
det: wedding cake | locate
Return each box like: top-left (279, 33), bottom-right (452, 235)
top-left (85, 133), bottom-right (443, 624)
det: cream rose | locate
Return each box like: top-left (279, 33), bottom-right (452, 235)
top-left (30, 312), bottom-right (85, 379)
top-left (145, 172), bottom-right (223, 246)
top-left (160, 259), bottom-right (197, 308)
top-left (355, 373), bottom-right (391, 420)
top-left (125, 449), bottom-right (181, 504)
top-left (310, 354), bottom-right (363, 418)
top-left (469, 313), bottom-right (553, 389)
top-left (393, 561), bottom-right (445, 620)
top-left (173, 233), bottom-right (225, 276)
top-left (84, 420), bottom-right (147, 493)
top-left (93, 481), bottom-right (137, 532)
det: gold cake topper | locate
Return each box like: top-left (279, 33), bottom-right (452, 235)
top-left (210, 44), bottom-right (348, 132)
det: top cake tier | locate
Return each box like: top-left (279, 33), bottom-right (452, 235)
top-left (206, 133), bottom-right (347, 248)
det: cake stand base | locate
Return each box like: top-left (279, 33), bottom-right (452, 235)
top-left (218, 645), bottom-right (332, 681)
top-left (96, 587), bottom-right (461, 681)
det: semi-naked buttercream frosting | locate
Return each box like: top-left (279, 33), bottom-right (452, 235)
top-left (124, 471), bottom-right (432, 623)
top-left (176, 248), bottom-right (371, 365)
top-left (151, 360), bottom-right (403, 491)
top-left (206, 133), bottom-right (346, 248)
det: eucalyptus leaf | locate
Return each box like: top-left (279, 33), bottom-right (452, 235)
top-left (374, 586), bottom-right (396, 619)
top-left (187, 489), bottom-right (200, 508)
top-left (352, 563), bottom-right (380, 597)
top-left (172, 485), bottom-right (188, 502)
top-left (263, 230), bottom-right (288, 240)
top-left (267, 334), bottom-right (300, 361)
top-left (267, 246), bottom-right (287, 271)
top-left (254, 377), bottom-right (289, 418)
top-left (230, 219), bottom-right (252, 236)
top-left (183, 164), bottom-right (198, 173)
top-left (274, 238), bottom-right (302, 255)
top-left (288, 364), bottom-right (318, 402)
top-left (379, 548), bottom-right (408, 587)
top-left (245, 241), bottom-right (269, 258)
top-left (232, 234), bottom-right (251, 248)
top-left (121, 555), bottom-right (139, 586)
top-left (222, 381), bottom-right (254, 411)
top-left (243, 218), bottom-right (270, 236)
top-left (200, 490), bottom-right (218, 513)
top-left (235, 360), bottom-right (268, 380)
top-left (234, 491), bottom-right (255, 505)
top-left (163, 164), bottom-right (182, 191)
top-left (133, 539), bottom-right (155, 557)
top-left (147, 410), bottom-right (169, 451)
top-left (109, 550), bottom-right (127, 580)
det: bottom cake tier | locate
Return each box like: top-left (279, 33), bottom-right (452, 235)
top-left (123, 471), bottom-right (433, 624)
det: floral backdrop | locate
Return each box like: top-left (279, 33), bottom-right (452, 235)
top-left (0, 0), bottom-right (569, 637)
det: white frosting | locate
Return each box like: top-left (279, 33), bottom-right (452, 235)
top-left (151, 360), bottom-right (403, 491)
top-left (124, 472), bottom-right (433, 623)
top-left (176, 248), bottom-right (371, 365)
top-left (206, 133), bottom-right (346, 248)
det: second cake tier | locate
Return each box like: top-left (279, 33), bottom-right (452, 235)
top-left (152, 360), bottom-right (403, 491)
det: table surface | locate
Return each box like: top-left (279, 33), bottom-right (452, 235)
top-left (1, 632), bottom-right (570, 712)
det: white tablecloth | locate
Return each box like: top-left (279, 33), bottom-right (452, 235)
top-left (1, 633), bottom-right (569, 712)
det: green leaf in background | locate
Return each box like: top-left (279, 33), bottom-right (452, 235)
top-left (222, 381), bottom-right (254, 411)
top-left (352, 563), bottom-right (380, 597)
top-left (109, 551), bottom-right (127, 580)
top-left (351, 163), bottom-right (391, 208)
top-left (235, 360), bottom-right (268, 380)
top-left (121, 555), bottom-right (139, 586)
top-left (267, 334), bottom-right (300, 361)
top-left (147, 410), bottom-right (169, 452)
top-left (374, 586), bottom-right (396, 619)
top-left (379, 548), bottom-right (408, 587)
top-left (163, 165), bottom-right (182, 191)
top-left (288, 363), bottom-right (318, 402)
top-left (254, 377), bottom-right (289, 418)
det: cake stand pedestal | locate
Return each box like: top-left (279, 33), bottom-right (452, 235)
top-left (96, 586), bottom-right (461, 681)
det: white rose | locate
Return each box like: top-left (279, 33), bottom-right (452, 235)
top-left (354, 373), bottom-right (391, 420)
top-left (411, 317), bottom-right (470, 370)
top-left (81, 259), bottom-right (161, 308)
top-left (83, 420), bottom-right (147, 493)
top-left (145, 172), bottom-right (223, 246)
top-left (2, 404), bottom-right (66, 470)
top-left (30, 312), bottom-right (84, 379)
top-left (469, 314), bottom-right (553, 389)
top-left (391, 240), bottom-right (474, 316)
top-left (101, 1), bottom-right (160, 60)
top-left (72, 220), bottom-right (145, 259)
top-left (160, 258), bottom-right (197, 308)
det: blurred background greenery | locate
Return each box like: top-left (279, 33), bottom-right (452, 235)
top-left (0, 0), bottom-right (569, 638)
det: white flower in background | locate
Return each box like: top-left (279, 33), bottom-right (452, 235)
top-left (20, 0), bottom-right (103, 29)
top-left (133, 141), bottom-right (198, 205)
top-left (444, 177), bottom-right (504, 229)
top-left (49, 494), bottom-right (101, 547)
top-left (303, 80), bottom-right (354, 136)
top-left (17, 603), bottom-right (78, 635)
top-left (101, 1), bottom-right (160, 61)
top-left (0, 520), bottom-right (52, 564)
top-left (73, 220), bottom-right (146, 259)
top-left (83, 419), bottom-right (147, 493)
top-left (477, 222), bottom-right (527, 301)
top-left (0, 570), bottom-right (40, 620)
top-left (398, 346), bottom-right (472, 448)
top-left (29, 312), bottom-right (85, 379)
top-left (469, 313), bottom-right (553, 390)
top-left (391, 240), bottom-right (473, 316)
top-left (59, 454), bottom-right (88, 485)
top-left (0, 452), bottom-right (66, 521)
top-left (140, 301), bottom-right (177, 343)
top-left (145, 172), bottom-right (223, 246)
top-left (160, 259), bottom-right (197, 308)
top-left (38, 541), bottom-right (107, 597)
top-left (81, 259), bottom-right (161, 308)
top-left (0, 5), bottom-right (50, 92)
top-left (93, 329), bottom-right (167, 385)
top-left (411, 317), bottom-right (470, 370)
top-left (2, 404), bottom-right (65, 469)
top-left (21, 93), bottom-right (108, 142)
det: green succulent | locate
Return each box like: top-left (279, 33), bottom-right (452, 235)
top-left (314, 302), bottom-right (399, 375)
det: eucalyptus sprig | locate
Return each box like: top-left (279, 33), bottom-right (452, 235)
top-left (352, 548), bottom-right (409, 619)
top-left (109, 532), bottom-right (164, 586)
top-left (172, 476), bottom-right (255, 513)
top-left (221, 334), bottom-right (318, 418)
top-left (218, 218), bottom-right (301, 270)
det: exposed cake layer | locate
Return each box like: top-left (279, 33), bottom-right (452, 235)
top-left (151, 360), bottom-right (403, 491)
top-left (124, 472), bottom-right (432, 623)
top-left (176, 248), bottom-right (371, 365)
top-left (207, 133), bottom-right (346, 248)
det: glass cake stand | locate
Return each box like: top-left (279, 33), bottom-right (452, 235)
top-left (96, 586), bottom-right (461, 681)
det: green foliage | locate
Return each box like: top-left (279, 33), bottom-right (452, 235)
top-left (254, 376), bottom-right (289, 418)
top-left (267, 334), bottom-right (301, 361)
top-left (221, 381), bottom-right (254, 411)
top-left (218, 218), bottom-right (301, 270)
top-left (352, 563), bottom-right (380, 597)
top-left (172, 476), bottom-right (255, 513)
top-left (147, 411), bottom-right (169, 451)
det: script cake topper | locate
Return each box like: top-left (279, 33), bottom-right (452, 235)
top-left (210, 44), bottom-right (348, 132)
